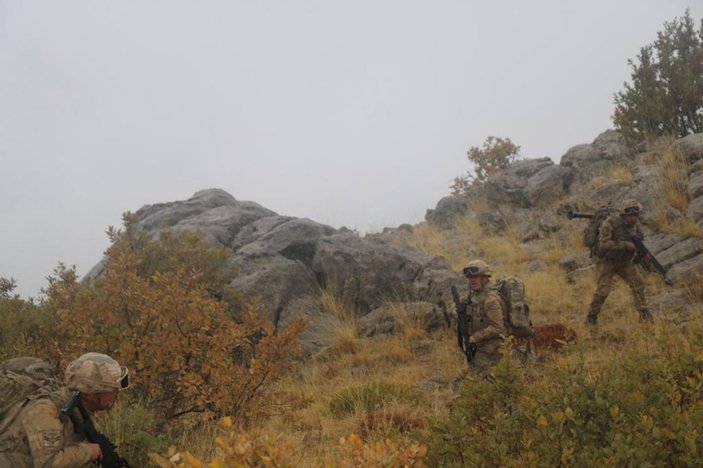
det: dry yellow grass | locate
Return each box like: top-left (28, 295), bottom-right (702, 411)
top-left (172, 149), bottom-right (700, 465)
top-left (653, 137), bottom-right (691, 213)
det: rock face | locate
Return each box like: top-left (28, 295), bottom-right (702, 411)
top-left (86, 130), bottom-right (703, 351)
top-left (86, 188), bottom-right (463, 353)
top-left (560, 130), bottom-right (634, 180)
top-left (425, 196), bottom-right (468, 227)
top-left (435, 130), bottom-right (703, 311)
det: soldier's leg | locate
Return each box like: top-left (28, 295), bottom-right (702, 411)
top-left (451, 351), bottom-right (499, 395)
top-left (620, 263), bottom-right (652, 321)
top-left (470, 351), bottom-right (502, 381)
top-left (587, 260), bottom-right (615, 324)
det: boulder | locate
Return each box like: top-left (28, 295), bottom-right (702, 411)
top-left (672, 133), bottom-right (703, 164)
top-left (656, 237), bottom-right (703, 269)
top-left (277, 297), bottom-right (343, 353)
top-left (483, 158), bottom-right (553, 207)
top-left (559, 130), bottom-right (634, 180)
top-left (666, 253), bottom-right (703, 286)
top-left (357, 302), bottom-right (445, 338)
top-left (520, 212), bottom-right (564, 242)
top-left (559, 144), bottom-right (600, 169)
top-left (559, 253), bottom-right (592, 273)
top-left (477, 211), bottom-right (509, 235)
top-left (686, 196), bottom-right (703, 222)
top-left (593, 129), bottom-right (634, 161)
top-left (135, 188), bottom-right (276, 247)
top-left (626, 165), bottom-right (682, 226)
top-left (688, 160), bottom-right (703, 199)
top-left (425, 196), bottom-right (468, 227)
top-left (523, 164), bottom-right (574, 206)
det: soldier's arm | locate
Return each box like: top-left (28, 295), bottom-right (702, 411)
top-left (636, 223), bottom-right (645, 240)
top-left (21, 399), bottom-right (93, 468)
top-left (470, 293), bottom-right (505, 344)
top-left (597, 219), bottom-right (629, 252)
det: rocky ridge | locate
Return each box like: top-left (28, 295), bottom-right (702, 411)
top-left (86, 130), bottom-right (703, 352)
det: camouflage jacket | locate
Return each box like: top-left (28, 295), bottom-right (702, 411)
top-left (468, 288), bottom-right (506, 355)
top-left (596, 213), bottom-right (643, 262)
top-left (0, 387), bottom-right (93, 467)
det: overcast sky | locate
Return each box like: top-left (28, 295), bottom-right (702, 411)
top-left (1, 1), bottom-right (701, 298)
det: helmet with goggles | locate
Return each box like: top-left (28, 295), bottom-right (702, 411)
top-left (619, 199), bottom-right (643, 216)
top-left (65, 352), bottom-right (129, 393)
top-left (462, 259), bottom-right (491, 278)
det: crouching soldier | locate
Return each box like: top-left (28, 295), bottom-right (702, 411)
top-left (0, 352), bottom-right (129, 467)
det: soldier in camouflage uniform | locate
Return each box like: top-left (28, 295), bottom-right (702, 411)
top-left (0, 352), bottom-right (129, 467)
top-left (586, 198), bottom-right (653, 325)
top-left (461, 260), bottom-right (506, 376)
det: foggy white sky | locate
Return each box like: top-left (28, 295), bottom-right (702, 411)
top-left (1, 1), bottom-right (701, 298)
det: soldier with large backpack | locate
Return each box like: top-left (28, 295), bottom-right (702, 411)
top-left (452, 259), bottom-right (534, 378)
top-left (0, 352), bottom-right (130, 467)
top-left (586, 198), bottom-right (653, 325)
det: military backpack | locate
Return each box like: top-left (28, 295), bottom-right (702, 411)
top-left (493, 276), bottom-right (534, 338)
top-left (582, 204), bottom-right (614, 255)
top-left (0, 357), bottom-right (60, 434)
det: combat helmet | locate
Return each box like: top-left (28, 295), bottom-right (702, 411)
top-left (65, 353), bottom-right (129, 393)
top-left (462, 259), bottom-right (492, 278)
top-left (619, 198), bottom-right (643, 216)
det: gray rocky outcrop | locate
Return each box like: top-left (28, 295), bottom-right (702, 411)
top-left (425, 196), bottom-right (468, 227)
top-left (85, 188), bottom-right (465, 353)
top-left (672, 133), bottom-right (703, 164)
top-left (559, 130), bottom-right (634, 180)
top-left (483, 158), bottom-right (554, 208)
top-left (84, 130), bottom-right (703, 352)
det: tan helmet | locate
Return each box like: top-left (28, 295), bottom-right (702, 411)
top-left (65, 353), bottom-right (129, 393)
top-left (462, 259), bottom-right (491, 278)
top-left (619, 198), bottom-right (643, 216)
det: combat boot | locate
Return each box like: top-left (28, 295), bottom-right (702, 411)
top-left (586, 314), bottom-right (598, 326)
top-left (639, 309), bottom-right (653, 322)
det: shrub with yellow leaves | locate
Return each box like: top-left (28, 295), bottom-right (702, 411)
top-left (44, 213), bottom-right (305, 426)
top-left (336, 432), bottom-right (427, 467)
top-left (149, 417), bottom-right (302, 467)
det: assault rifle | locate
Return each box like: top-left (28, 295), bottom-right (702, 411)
top-left (60, 391), bottom-right (131, 468)
top-left (451, 285), bottom-right (477, 364)
top-left (565, 210), bottom-right (673, 286)
top-left (631, 235), bottom-right (674, 286)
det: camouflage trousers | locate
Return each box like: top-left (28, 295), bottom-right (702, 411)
top-left (451, 351), bottom-right (500, 395)
top-left (0, 452), bottom-right (32, 467)
top-left (588, 259), bottom-right (649, 319)
top-left (450, 347), bottom-right (535, 397)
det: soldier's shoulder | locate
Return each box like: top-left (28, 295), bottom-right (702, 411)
top-left (24, 387), bottom-right (70, 414)
top-left (485, 288), bottom-right (506, 305)
top-left (604, 213), bottom-right (621, 225)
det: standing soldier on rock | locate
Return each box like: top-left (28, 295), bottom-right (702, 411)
top-left (586, 198), bottom-right (653, 325)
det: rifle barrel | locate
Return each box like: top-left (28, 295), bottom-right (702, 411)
top-left (566, 210), bottom-right (593, 219)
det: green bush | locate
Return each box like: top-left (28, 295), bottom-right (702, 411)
top-left (452, 136), bottom-right (521, 194)
top-left (94, 400), bottom-right (169, 467)
top-left (613, 10), bottom-right (703, 144)
top-left (424, 323), bottom-right (703, 467)
top-left (329, 382), bottom-right (423, 417)
top-left (0, 277), bottom-right (56, 361)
